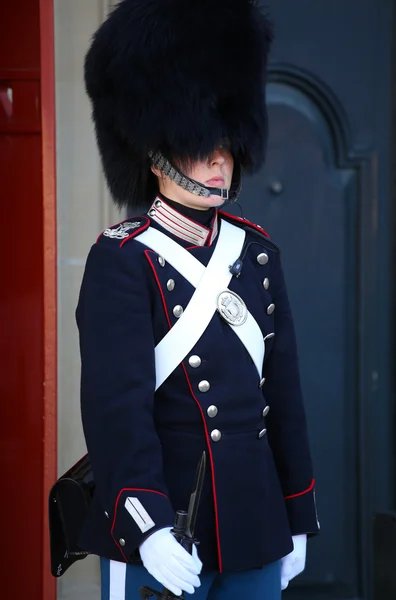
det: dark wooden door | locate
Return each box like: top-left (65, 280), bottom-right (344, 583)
top-left (232, 1), bottom-right (396, 598)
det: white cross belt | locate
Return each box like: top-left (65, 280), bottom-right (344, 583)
top-left (137, 221), bottom-right (265, 390)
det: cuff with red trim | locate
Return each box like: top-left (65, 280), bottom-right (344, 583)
top-left (110, 488), bottom-right (175, 561)
top-left (284, 480), bottom-right (320, 536)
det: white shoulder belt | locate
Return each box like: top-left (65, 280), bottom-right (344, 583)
top-left (137, 220), bottom-right (265, 390)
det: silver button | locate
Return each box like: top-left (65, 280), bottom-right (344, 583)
top-left (167, 279), bottom-right (175, 292)
top-left (257, 253), bottom-right (269, 265)
top-left (263, 278), bottom-right (270, 290)
top-left (189, 355), bottom-right (202, 368)
top-left (211, 429), bottom-right (222, 442)
top-left (262, 406), bottom-right (270, 418)
top-left (198, 380), bottom-right (210, 393)
top-left (173, 305), bottom-right (184, 318)
top-left (158, 256), bottom-right (166, 267)
top-left (263, 332), bottom-right (275, 342)
top-left (119, 538), bottom-right (126, 547)
top-left (267, 303), bottom-right (275, 315)
top-left (207, 405), bottom-right (218, 418)
top-left (104, 511), bottom-right (109, 518)
top-left (259, 378), bottom-right (266, 388)
top-left (258, 428), bottom-right (267, 439)
top-left (149, 209), bottom-right (156, 216)
top-left (155, 200), bottom-right (162, 208)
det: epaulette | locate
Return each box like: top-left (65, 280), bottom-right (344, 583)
top-left (96, 216), bottom-right (150, 248)
top-left (219, 211), bottom-right (280, 253)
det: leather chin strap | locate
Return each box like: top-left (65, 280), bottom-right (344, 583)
top-left (149, 151), bottom-right (242, 204)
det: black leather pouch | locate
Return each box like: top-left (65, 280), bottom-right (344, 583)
top-left (48, 454), bottom-right (94, 577)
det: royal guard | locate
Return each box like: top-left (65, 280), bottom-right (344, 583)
top-left (71, 0), bottom-right (320, 597)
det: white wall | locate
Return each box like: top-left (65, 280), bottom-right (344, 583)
top-left (54, 1), bottom-right (122, 598)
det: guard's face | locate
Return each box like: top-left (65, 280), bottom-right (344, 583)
top-left (153, 146), bottom-right (235, 210)
top-left (187, 146), bottom-right (235, 204)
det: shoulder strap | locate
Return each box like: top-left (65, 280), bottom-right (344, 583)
top-left (137, 221), bottom-right (265, 389)
top-left (138, 227), bottom-right (205, 287)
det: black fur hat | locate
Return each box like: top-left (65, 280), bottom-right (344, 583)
top-left (84, 0), bottom-right (273, 209)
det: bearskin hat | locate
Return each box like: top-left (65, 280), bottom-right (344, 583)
top-left (84, 0), bottom-right (273, 209)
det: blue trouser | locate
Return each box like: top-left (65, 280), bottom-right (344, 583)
top-left (101, 558), bottom-right (281, 600)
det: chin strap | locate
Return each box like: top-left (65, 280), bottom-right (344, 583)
top-left (149, 151), bottom-right (242, 204)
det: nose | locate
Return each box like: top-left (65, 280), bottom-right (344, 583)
top-left (209, 148), bottom-right (226, 167)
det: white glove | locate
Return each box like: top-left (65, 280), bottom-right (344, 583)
top-left (280, 534), bottom-right (307, 590)
top-left (139, 527), bottom-right (202, 596)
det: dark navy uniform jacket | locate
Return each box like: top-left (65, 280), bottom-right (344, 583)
top-left (76, 196), bottom-right (319, 573)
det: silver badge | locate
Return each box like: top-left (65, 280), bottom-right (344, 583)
top-left (103, 221), bottom-right (141, 239)
top-left (216, 290), bottom-right (248, 326)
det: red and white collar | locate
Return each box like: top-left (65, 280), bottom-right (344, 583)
top-left (147, 197), bottom-right (219, 247)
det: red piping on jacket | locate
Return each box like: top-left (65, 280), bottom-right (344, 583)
top-left (145, 250), bottom-right (171, 321)
top-left (154, 211), bottom-right (208, 242)
top-left (145, 250), bottom-right (223, 572)
top-left (284, 478), bottom-right (315, 500)
top-left (207, 211), bottom-right (218, 246)
top-left (95, 216), bottom-right (150, 245)
top-left (218, 211), bottom-right (270, 238)
top-left (111, 487), bottom-right (169, 561)
top-left (181, 363), bottom-right (223, 573)
top-left (120, 218), bottom-right (150, 247)
top-left (158, 198), bottom-right (212, 233)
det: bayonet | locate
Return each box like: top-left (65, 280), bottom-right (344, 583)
top-left (139, 452), bottom-right (206, 600)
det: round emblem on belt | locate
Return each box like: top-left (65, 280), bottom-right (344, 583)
top-left (216, 290), bottom-right (248, 326)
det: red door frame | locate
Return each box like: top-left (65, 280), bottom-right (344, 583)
top-left (0, 0), bottom-right (57, 597)
top-left (40, 1), bottom-right (57, 599)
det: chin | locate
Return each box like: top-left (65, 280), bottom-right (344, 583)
top-left (209, 194), bottom-right (228, 207)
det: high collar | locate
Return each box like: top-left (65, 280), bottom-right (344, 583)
top-left (147, 196), bottom-right (219, 247)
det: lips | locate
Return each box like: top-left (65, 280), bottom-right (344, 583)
top-left (206, 177), bottom-right (225, 187)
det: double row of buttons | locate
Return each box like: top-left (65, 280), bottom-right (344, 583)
top-left (257, 253), bottom-right (275, 315)
top-left (159, 253), bottom-right (275, 318)
top-left (189, 355), bottom-right (219, 440)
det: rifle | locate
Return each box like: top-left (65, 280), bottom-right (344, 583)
top-left (139, 452), bottom-right (206, 600)
top-left (48, 451), bottom-right (206, 592)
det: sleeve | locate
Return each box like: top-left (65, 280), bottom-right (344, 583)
top-left (263, 250), bottom-right (320, 536)
top-left (76, 242), bottom-right (175, 560)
